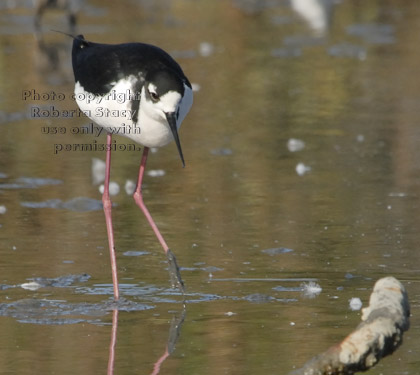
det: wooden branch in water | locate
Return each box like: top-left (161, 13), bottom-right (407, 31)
top-left (290, 276), bottom-right (410, 375)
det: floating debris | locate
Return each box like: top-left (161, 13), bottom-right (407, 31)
top-left (91, 158), bottom-right (106, 185)
top-left (356, 134), bottom-right (365, 142)
top-left (301, 281), bottom-right (322, 298)
top-left (99, 181), bottom-right (120, 195)
top-left (349, 297), bottom-right (363, 311)
top-left (191, 82), bottom-right (201, 92)
top-left (389, 192), bottom-right (407, 197)
top-left (0, 205), bottom-right (6, 214)
top-left (291, 0), bottom-right (332, 36)
top-left (125, 179), bottom-right (136, 195)
top-left (287, 138), bottom-right (305, 152)
top-left (296, 162), bottom-right (311, 176)
top-left (21, 281), bottom-right (42, 291)
top-left (199, 42), bottom-right (214, 57)
top-left (147, 169), bottom-right (166, 177)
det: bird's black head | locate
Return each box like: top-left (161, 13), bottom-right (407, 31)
top-left (144, 69), bottom-right (185, 102)
top-left (143, 69), bottom-right (187, 166)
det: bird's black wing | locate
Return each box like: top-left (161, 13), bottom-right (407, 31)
top-left (72, 35), bottom-right (189, 96)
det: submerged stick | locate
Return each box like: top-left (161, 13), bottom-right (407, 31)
top-left (290, 276), bottom-right (410, 375)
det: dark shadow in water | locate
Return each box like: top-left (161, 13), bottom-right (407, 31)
top-left (0, 273), bottom-right (319, 325)
top-left (0, 274), bottom-right (154, 324)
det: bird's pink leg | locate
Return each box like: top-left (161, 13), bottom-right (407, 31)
top-left (134, 147), bottom-right (169, 252)
top-left (133, 147), bottom-right (184, 293)
top-left (103, 133), bottom-right (120, 300)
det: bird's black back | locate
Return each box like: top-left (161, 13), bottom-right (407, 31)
top-left (72, 35), bottom-right (190, 96)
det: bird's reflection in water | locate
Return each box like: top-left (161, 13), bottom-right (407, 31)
top-left (107, 307), bottom-right (186, 375)
top-left (33, 31), bottom-right (74, 86)
top-left (33, 0), bottom-right (82, 33)
top-left (107, 309), bottom-right (118, 375)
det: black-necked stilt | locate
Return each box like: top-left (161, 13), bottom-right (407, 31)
top-left (71, 34), bottom-right (193, 300)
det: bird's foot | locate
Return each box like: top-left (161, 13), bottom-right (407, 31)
top-left (166, 249), bottom-right (185, 296)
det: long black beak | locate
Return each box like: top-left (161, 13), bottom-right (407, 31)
top-left (165, 112), bottom-right (185, 167)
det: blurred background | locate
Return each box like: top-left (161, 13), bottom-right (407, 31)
top-left (0, 0), bottom-right (419, 374)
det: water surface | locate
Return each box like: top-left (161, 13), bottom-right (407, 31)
top-left (1, 1), bottom-right (420, 374)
